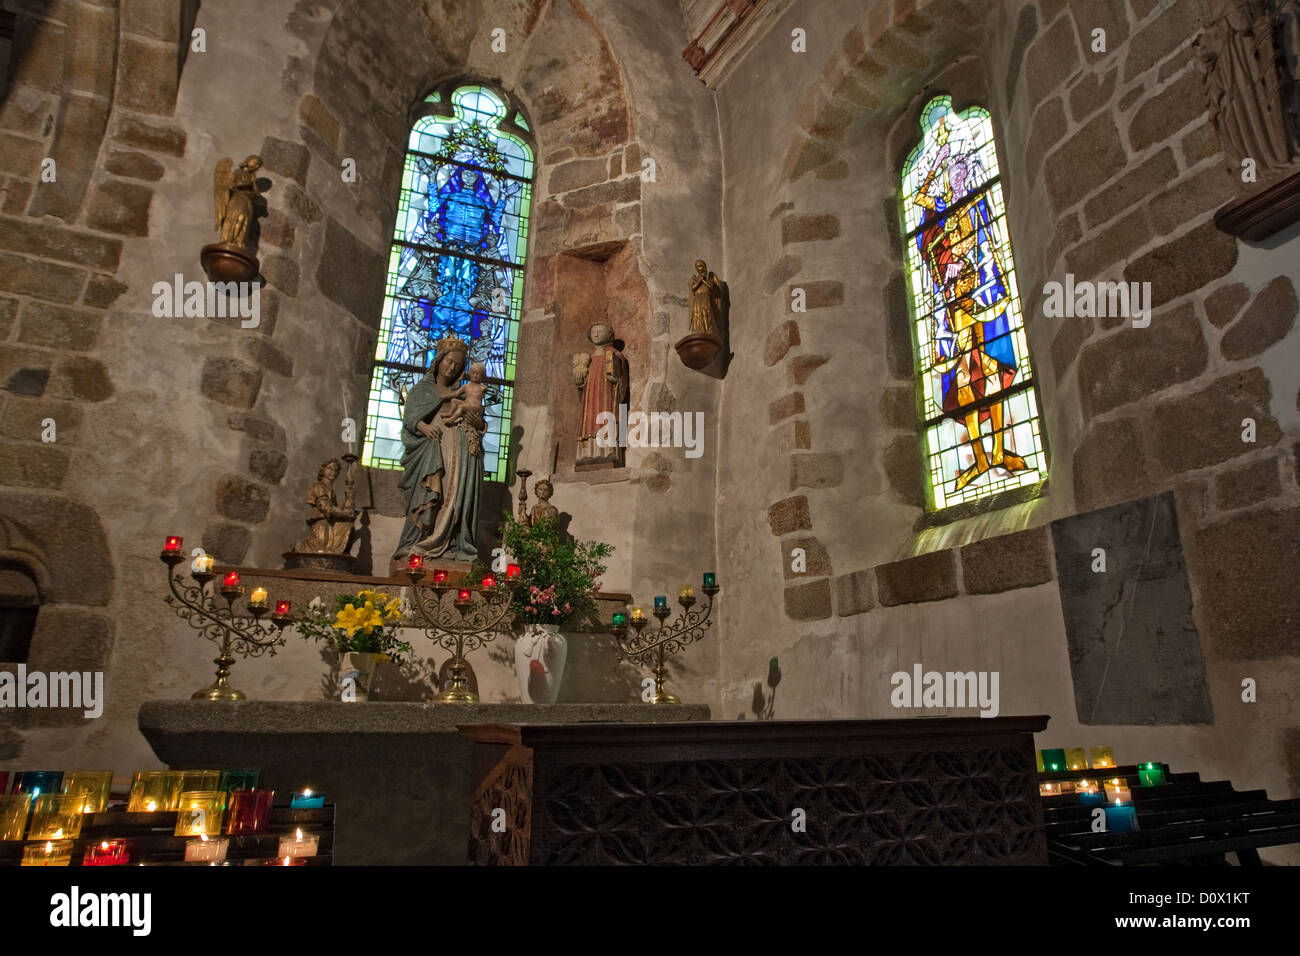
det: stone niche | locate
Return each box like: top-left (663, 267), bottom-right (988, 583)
top-left (549, 240), bottom-right (650, 475)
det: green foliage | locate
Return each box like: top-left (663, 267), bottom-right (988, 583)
top-left (294, 590), bottom-right (413, 665)
top-left (500, 510), bottom-right (613, 627)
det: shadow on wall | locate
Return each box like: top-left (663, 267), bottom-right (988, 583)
top-left (738, 657), bottom-right (781, 721)
top-left (316, 646), bottom-right (440, 701)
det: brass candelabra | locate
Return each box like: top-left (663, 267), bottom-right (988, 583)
top-left (612, 575), bottom-right (720, 704)
top-left (403, 563), bottom-right (523, 702)
top-left (159, 542), bottom-right (290, 700)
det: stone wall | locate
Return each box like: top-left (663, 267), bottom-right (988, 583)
top-left (2, 0), bottom-right (1298, 867)
top-left (0, 0), bottom-right (722, 771)
top-left (712, 0), bottom-right (1300, 861)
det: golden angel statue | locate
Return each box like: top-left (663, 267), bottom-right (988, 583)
top-left (212, 155), bottom-right (263, 248)
top-left (688, 258), bottom-right (723, 334)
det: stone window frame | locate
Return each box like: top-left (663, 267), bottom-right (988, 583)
top-left (892, 92), bottom-right (1053, 531)
top-left (361, 75), bottom-right (539, 485)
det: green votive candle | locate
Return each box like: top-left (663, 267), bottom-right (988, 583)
top-left (611, 612), bottom-right (626, 628)
top-left (1138, 762), bottom-right (1166, 787)
top-left (703, 572), bottom-right (716, 589)
top-left (1040, 748), bottom-right (1066, 773)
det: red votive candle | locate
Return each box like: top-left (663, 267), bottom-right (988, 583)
top-left (83, 839), bottom-right (130, 866)
top-left (274, 600), bottom-right (291, 617)
top-left (506, 563), bottom-right (521, 579)
top-left (456, 589), bottom-right (471, 602)
top-left (223, 571), bottom-right (241, 589)
top-left (482, 574), bottom-right (496, 589)
top-left (164, 536), bottom-right (182, 553)
top-left (225, 789), bottom-right (274, 834)
top-left (432, 570), bottom-right (448, 584)
top-left (408, 554), bottom-right (424, 571)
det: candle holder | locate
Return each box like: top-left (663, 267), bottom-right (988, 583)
top-left (159, 543), bottom-right (291, 700)
top-left (84, 839), bottom-right (131, 866)
top-left (515, 469), bottom-right (533, 522)
top-left (403, 567), bottom-right (522, 702)
top-left (611, 574), bottom-right (720, 704)
top-left (0, 794), bottom-right (32, 840)
top-left (63, 770), bottom-right (113, 814)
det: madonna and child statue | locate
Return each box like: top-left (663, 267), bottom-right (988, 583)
top-left (392, 335), bottom-right (486, 570)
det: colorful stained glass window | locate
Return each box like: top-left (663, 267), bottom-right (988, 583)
top-left (900, 96), bottom-right (1046, 512)
top-left (362, 84), bottom-right (533, 483)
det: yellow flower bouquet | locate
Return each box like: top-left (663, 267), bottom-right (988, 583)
top-left (295, 589), bottom-right (413, 664)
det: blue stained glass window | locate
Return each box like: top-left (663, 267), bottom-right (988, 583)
top-left (362, 84), bottom-right (534, 483)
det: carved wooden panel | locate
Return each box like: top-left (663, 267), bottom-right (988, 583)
top-left (463, 718), bottom-right (1049, 866)
top-left (467, 744), bottom-right (533, 866)
top-left (526, 747), bottom-right (1041, 865)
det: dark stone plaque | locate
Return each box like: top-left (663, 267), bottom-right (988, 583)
top-left (1050, 492), bottom-right (1213, 726)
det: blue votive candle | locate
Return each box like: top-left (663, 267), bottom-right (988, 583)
top-left (653, 596), bottom-right (668, 612)
top-left (1078, 791), bottom-right (1106, 807)
top-left (12, 771), bottom-right (63, 797)
top-left (702, 572), bottom-right (717, 589)
top-left (290, 788), bottom-right (324, 809)
top-left (1103, 802), bottom-right (1139, 834)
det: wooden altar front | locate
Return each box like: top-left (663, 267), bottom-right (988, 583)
top-left (461, 716), bottom-right (1050, 865)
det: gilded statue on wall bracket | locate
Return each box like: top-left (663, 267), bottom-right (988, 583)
top-left (201, 153), bottom-right (264, 284)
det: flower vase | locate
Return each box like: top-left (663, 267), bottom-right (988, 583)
top-left (514, 623), bottom-right (567, 704)
top-left (339, 652), bottom-right (381, 702)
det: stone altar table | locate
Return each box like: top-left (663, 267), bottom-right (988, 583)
top-left (138, 700), bottom-right (709, 865)
top-left (461, 715), bottom-right (1050, 865)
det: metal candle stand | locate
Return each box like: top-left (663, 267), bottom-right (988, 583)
top-left (611, 581), bottom-right (720, 704)
top-left (403, 567), bottom-right (522, 702)
top-left (159, 548), bottom-right (290, 700)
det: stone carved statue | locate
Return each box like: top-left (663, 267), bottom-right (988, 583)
top-left (688, 258), bottom-right (723, 334)
top-left (393, 335), bottom-right (486, 564)
top-left (529, 478), bottom-right (559, 525)
top-left (572, 322), bottom-right (629, 466)
top-left (295, 458), bottom-right (357, 554)
top-left (212, 155), bottom-right (263, 249)
top-left (1195, 0), bottom-right (1299, 172)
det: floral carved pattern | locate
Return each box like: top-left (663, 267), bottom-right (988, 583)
top-left (520, 747), bottom-right (1043, 866)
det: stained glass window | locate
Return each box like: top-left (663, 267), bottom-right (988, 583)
top-left (362, 84), bottom-right (534, 483)
top-left (899, 96), bottom-right (1046, 512)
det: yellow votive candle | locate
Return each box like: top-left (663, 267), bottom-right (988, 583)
top-left (28, 794), bottom-right (84, 840)
top-left (22, 839), bottom-right (73, 866)
top-left (174, 790), bottom-right (225, 836)
top-left (1089, 746), bottom-right (1115, 768)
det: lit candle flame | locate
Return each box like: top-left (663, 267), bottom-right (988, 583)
top-left (281, 856), bottom-right (291, 866)
top-left (53, 828), bottom-right (63, 838)
top-left (146, 800), bottom-right (157, 812)
top-left (101, 841), bottom-right (110, 850)
top-left (296, 828), bottom-right (303, 840)
top-left (303, 788), bottom-right (312, 797)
